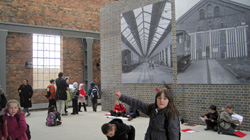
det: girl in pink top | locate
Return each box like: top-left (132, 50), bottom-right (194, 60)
top-left (78, 83), bottom-right (87, 112)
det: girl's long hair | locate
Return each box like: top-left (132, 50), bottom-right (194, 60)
top-left (149, 90), bottom-right (179, 119)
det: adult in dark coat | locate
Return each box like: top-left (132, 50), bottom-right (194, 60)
top-left (18, 79), bottom-right (33, 116)
top-left (115, 90), bottom-right (180, 140)
top-left (55, 72), bottom-right (69, 115)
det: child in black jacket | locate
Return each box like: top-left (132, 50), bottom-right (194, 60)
top-left (101, 119), bottom-right (135, 140)
top-left (201, 105), bottom-right (218, 131)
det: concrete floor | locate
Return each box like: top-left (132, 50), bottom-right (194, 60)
top-left (26, 106), bottom-right (250, 140)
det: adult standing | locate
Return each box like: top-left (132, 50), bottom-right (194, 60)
top-left (0, 85), bottom-right (7, 113)
top-left (18, 79), bottom-right (33, 116)
top-left (88, 82), bottom-right (99, 112)
top-left (55, 72), bottom-right (69, 115)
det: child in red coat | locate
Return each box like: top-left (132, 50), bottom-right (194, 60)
top-left (0, 99), bottom-right (28, 140)
top-left (110, 100), bottom-right (126, 116)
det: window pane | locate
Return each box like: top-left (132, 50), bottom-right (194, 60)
top-left (55, 52), bottom-right (60, 58)
top-left (38, 35), bottom-right (43, 43)
top-left (44, 36), bottom-right (50, 44)
top-left (44, 44), bottom-right (50, 51)
top-left (38, 43), bottom-right (43, 50)
top-left (37, 51), bottom-right (43, 58)
top-left (33, 43), bottom-right (38, 50)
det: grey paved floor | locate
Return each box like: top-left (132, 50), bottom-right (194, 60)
top-left (26, 106), bottom-right (249, 140)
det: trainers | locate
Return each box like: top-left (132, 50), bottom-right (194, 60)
top-left (26, 113), bottom-right (31, 117)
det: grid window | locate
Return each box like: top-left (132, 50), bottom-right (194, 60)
top-left (33, 34), bottom-right (61, 89)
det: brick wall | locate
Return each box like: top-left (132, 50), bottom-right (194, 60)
top-left (62, 37), bottom-right (84, 85)
top-left (100, 0), bottom-right (250, 131)
top-left (6, 33), bottom-right (33, 102)
top-left (0, 0), bottom-right (118, 31)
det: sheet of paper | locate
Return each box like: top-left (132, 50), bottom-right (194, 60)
top-left (200, 117), bottom-right (207, 122)
top-left (232, 114), bottom-right (243, 122)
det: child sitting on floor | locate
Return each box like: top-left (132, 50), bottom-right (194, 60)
top-left (110, 100), bottom-right (126, 116)
top-left (46, 105), bottom-right (62, 126)
top-left (201, 105), bottom-right (218, 131)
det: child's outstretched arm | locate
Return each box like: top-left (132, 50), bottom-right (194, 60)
top-left (115, 91), bottom-right (150, 115)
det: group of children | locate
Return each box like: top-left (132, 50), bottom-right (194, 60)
top-left (0, 83), bottom-right (245, 140)
top-left (102, 85), bottom-right (181, 140)
top-left (201, 104), bottom-right (243, 136)
top-left (45, 79), bottom-right (88, 126)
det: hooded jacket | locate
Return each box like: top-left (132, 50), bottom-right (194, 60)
top-left (71, 82), bottom-right (79, 100)
top-left (219, 107), bottom-right (240, 130)
top-left (0, 109), bottom-right (28, 140)
top-left (78, 83), bottom-right (86, 103)
top-left (88, 82), bottom-right (99, 98)
top-left (119, 95), bottom-right (180, 140)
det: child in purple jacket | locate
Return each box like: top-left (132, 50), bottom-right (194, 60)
top-left (0, 99), bottom-right (28, 140)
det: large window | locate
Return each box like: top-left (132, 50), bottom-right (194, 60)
top-left (33, 34), bottom-right (61, 89)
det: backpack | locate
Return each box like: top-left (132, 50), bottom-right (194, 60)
top-left (0, 114), bottom-right (31, 140)
top-left (45, 87), bottom-right (51, 98)
top-left (0, 94), bottom-right (7, 108)
top-left (90, 88), bottom-right (98, 98)
top-left (46, 112), bottom-right (56, 126)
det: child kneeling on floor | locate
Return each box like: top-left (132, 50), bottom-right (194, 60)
top-left (218, 104), bottom-right (242, 136)
top-left (101, 119), bottom-right (135, 140)
top-left (46, 105), bottom-right (62, 126)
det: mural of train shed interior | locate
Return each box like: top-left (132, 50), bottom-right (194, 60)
top-left (121, 0), bottom-right (173, 84)
top-left (176, 0), bottom-right (250, 84)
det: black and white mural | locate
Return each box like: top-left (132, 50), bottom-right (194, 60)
top-left (121, 0), bottom-right (173, 84)
top-left (176, 0), bottom-right (250, 84)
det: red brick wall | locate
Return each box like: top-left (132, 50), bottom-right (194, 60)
top-left (6, 33), bottom-right (33, 101)
top-left (62, 37), bottom-right (84, 86)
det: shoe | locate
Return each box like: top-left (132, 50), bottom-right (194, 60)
top-left (71, 113), bottom-right (75, 115)
top-left (84, 110), bottom-right (87, 112)
top-left (62, 113), bottom-right (68, 116)
top-left (79, 110), bottom-right (82, 112)
top-left (26, 113), bottom-right (31, 117)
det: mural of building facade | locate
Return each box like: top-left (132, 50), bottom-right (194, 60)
top-left (121, 0), bottom-right (173, 84)
top-left (176, 0), bottom-right (250, 84)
